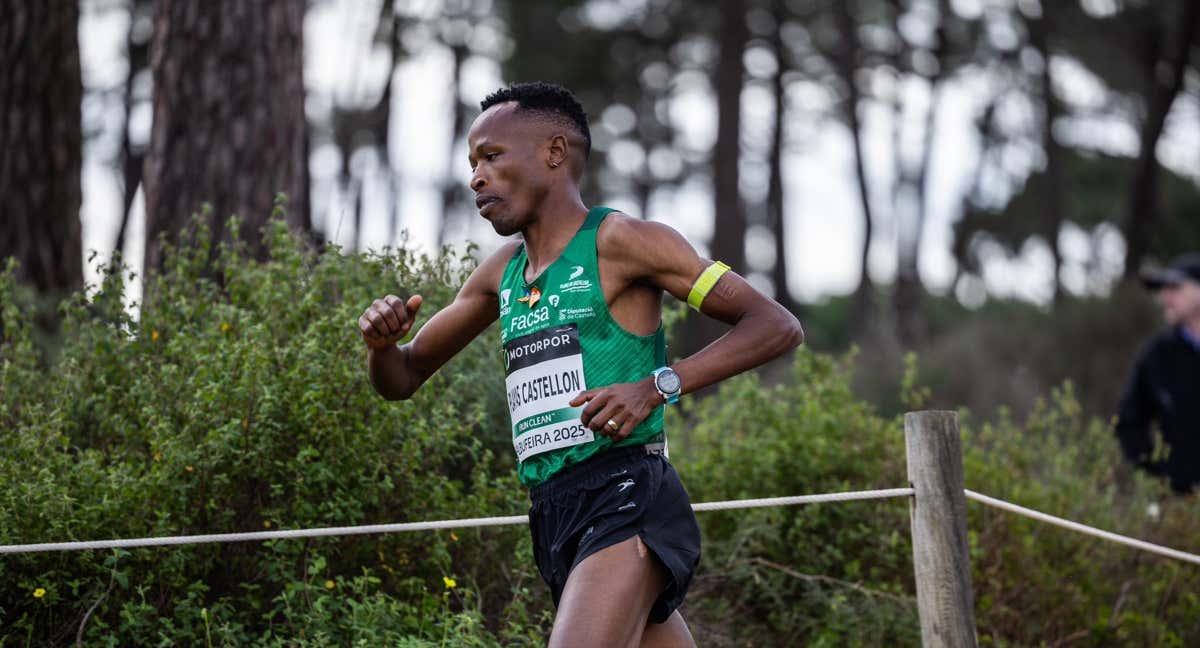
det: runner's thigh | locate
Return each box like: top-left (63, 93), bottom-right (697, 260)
top-left (639, 611), bottom-right (696, 648)
top-left (548, 535), bottom-right (667, 648)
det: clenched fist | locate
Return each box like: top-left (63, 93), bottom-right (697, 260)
top-left (359, 294), bottom-right (423, 350)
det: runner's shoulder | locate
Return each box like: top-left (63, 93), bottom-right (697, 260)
top-left (597, 212), bottom-right (698, 273)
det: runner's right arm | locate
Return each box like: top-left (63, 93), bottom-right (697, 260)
top-left (359, 242), bottom-right (518, 400)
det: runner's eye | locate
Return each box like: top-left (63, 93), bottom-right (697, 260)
top-left (470, 152), bottom-right (499, 171)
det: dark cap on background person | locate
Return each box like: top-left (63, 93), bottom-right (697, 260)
top-left (1140, 253), bottom-right (1200, 290)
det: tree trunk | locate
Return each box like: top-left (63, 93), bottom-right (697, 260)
top-left (685, 0), bottom-right (749, 357)
top-left (768, 2), bottom-right (797, 314)
top-left (143, 0), bottom-right (310, 271)
top-left (711, 0), bottom-right (748, 273)
top-left (439, 42), bottom-right (468, 248)
top-left (892, 0), bottom-right (949, 345)
top-left (832, 1), bottom-right (876, 327)
top-left (351, 177), bottom-right (363, 253)
top-left (115, 0), bottom-right (153, 259)
top-left (381, 0), bottom-right (402, 249)
top-left (1029, 10), bottom-right (1066, 306)
top-left (892, 82), bottom-right (939, 344)
top-left (1122, 1), bottom-right (1198, 278)
top-left (0, 1), bottom-right (83, 295)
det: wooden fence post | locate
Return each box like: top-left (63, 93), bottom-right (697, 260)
top-left (905, 410), bottom-right (978, 647)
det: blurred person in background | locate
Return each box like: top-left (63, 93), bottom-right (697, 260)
top-left (1116, 253), bottom-right (1200, 494)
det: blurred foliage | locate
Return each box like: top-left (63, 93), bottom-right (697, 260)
top-left (3, 223), bottom-right (1199, 645)
top-left (796, 280), bottom-right (1162, 422)
top-left (960, 151), bottom-right (1200, 268)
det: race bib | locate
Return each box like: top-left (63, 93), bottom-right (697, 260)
top-left (504, 324), bottom-right (593, 462)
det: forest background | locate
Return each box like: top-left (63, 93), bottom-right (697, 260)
top-left (3, 0), bottom-right (1200, 645)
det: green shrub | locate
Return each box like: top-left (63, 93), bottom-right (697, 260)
top-left (1, 218), bottom-right (545, 646)
top-left (673, 351), bottom-right (919, 646)
top-left (671, 352), bottom-right (1199, 646)
top-left (2, 218), bottom-right (1197, 646)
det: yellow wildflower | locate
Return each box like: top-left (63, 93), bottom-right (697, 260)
top-left (185, 465), bottom-right (195, 473)
top-left (325, 580), bottom-right (335, 590)
top-left (263, 520), bottom-right (272, 528)
top-left (220, 322), bottom-right (231, 333)
top-left (33, 588), bottom-right (45, 598)
top-left (450, 532), bottom-right (458, 542)
top-left (442, 576), bottom-right (457, 590)
top-left (150, 330), bottom-right (160, 342)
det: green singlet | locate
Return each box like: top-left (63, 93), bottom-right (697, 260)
top-left (498, 206), bottom-right (667, 487)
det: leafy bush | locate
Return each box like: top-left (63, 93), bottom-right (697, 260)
top-left (674, 351), bottom-right (919, 646)
top-left (2, 219), bottom-right (1197, 646)
top-left (674, 356), bottom-right (1200, 646)
top-left (961, 386), bottom-right (1200, 646)
top-left (2, 217), bottom-right (546, 646)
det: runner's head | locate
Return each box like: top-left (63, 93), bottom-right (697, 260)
top-left (468, 82), bottom-right (591, 235)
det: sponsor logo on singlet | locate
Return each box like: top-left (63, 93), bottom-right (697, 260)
top-left (507, 306), bottom-right (550, 335)
top-left (558, 306), bottom-right (595, 321)
top-left (504, 324), bottom-right (593, 462)
top-left (558, 266), bottom-right (592, 294)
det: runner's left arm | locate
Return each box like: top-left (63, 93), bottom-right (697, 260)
top-left (571, 217), bottom-right (804, 440)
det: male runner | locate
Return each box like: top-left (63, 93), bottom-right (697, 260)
top-left (359, 82), bottom-right (803, 647)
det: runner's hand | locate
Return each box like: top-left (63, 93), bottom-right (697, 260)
top-left (359, 294), bottom-right (423, 350)
top-left (570, 378), bottom-right (662, 441)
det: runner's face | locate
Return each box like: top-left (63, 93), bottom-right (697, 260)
top-left (1158, 280), bottom-right (1200, 326)
top-left (467, 104), bottom-right (551, 236)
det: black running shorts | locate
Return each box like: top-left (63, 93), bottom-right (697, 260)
top-left (527, 445), bottom-right (701, 624)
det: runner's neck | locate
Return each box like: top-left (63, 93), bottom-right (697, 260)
top-left (520, 201), bottom-right (589, 281)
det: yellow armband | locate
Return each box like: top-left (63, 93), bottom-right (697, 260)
top-left (687, 261), bottom-right (731, 311)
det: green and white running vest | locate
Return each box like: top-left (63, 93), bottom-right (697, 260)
top-left (499, 207), bottom-right (666, 487)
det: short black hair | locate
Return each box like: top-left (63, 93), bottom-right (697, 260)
top-left (480, 82), bottom-right (592, 157)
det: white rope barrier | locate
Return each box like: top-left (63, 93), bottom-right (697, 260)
top-left (964, 489), bottom-right (1200, 566)
top-left (0, 515), bottom-right (530, 555)
top-left (690, 488), bottom-right (914, 511)
top-left (0, 488), bottom-right (914, 555)
top-left (6, 488), bottom-right (1197, 567)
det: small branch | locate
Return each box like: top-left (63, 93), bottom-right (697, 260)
top-left (301, 538), bottom-right (314, 609)
top-left (745, 557), bottom-right (916, 607)
top-left (1050, 628), bottom-right (1091, 647)
top-left (77, 563), bottom-right (118, 647)
top-left (1108, 579), bottom-right (1133, 627)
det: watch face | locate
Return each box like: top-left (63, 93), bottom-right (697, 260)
top-left (656, 369), bottom-right (681, 394)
